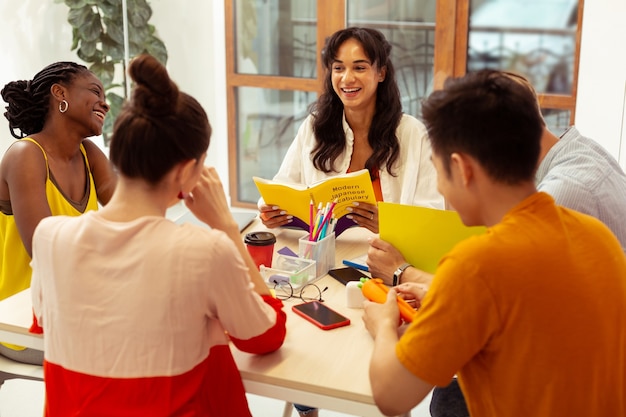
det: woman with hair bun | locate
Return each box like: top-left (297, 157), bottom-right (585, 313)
top-left (30, 54), bottom-right (287, 417)
top-left (0, 61), bottom-right (116, 364)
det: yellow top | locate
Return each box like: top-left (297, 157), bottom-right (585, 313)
top-left (0, 138), bottom-right (99, 301)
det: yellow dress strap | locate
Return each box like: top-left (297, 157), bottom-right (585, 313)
top-left (20, 137), bottom-right (50, 179)
top-left (18, 137), bottom-right (90, 171)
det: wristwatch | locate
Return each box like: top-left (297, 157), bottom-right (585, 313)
top-left (392, 262), bottom-right (412, 286)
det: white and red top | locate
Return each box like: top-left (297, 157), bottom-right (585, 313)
top-left (31, 212), bottom-right (286, 417)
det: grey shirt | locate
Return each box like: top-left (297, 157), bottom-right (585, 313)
top-left (536, 126), bottom-right (626, 252)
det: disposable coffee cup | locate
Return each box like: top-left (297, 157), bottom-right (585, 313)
top-left (244, 231), bottom-right (276, 269)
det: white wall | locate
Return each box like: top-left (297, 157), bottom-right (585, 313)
top-left (576, 0), bottom-right (626, 169)
top-left (1, 1), bottom-right (625, 193)
top-left (0, 1), bottom-right (77, 155)
top-left (149, 0), bottom-right (229, 190)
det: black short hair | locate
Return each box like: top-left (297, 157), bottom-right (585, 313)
top-left (422, 70), bottom-right (544, 184)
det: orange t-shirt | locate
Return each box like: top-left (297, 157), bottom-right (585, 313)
top-left (396, 192), bottom-right (626, 417)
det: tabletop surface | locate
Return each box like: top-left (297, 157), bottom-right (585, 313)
top-left (230, 223), bottom-right (377, 405)
top-left (0, 286), bottom-right (36, 338)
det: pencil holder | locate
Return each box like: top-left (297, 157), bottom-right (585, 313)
top-left (298, 232), bottom-right (335, 279)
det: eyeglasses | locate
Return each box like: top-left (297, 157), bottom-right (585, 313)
top-left (271, 279), bottom-right (328, 302)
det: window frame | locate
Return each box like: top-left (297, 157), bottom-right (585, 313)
top-left (225, 0), bottom-right (584, 208)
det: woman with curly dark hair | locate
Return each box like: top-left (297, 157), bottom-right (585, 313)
top-left (259, 27), bottom-right (443, 238)
top-left (0, 61), bottom-right (116, 364)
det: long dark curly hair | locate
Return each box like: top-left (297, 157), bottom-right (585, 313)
top-left (311, 27), bottom-right (403, 179)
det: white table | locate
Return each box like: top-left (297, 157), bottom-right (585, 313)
top-left (0, 289), bottom-right (43, 351)
top-left (232, 225), bottom-right (390, 416)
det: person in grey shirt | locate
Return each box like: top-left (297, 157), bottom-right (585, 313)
top-left (536, 125), bottom-right (626, 252)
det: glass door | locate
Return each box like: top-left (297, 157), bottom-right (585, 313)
top-left (229, 0), bottom-right (320, 203)
top-left (347, 0), bottom-right (437, 118)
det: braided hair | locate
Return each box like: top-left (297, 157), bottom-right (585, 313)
top-left (1, 62), bottom-right (90, 139)
top-left (109, 54), bottom-right (211, 185)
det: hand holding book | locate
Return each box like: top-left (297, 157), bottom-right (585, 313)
top-left (345, 200), bottom-right (379, 234)
top-left (255, 169), bottom-right (377, 236)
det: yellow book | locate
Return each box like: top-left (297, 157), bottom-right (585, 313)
top-left (379, 202), bottom-right (486, 274)
top-left (254, 169), bottom-right (376, 234)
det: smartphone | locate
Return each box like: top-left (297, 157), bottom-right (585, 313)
top-left (328, 266), bottom-right (368, 285)
top-left (292, 301), bottom-right (351, 330)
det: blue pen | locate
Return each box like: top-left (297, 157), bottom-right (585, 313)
top-left (342, 254), bottom-right (369, 272)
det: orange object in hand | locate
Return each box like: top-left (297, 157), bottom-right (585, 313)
top-left (360, 278), bottom-right (416, 323)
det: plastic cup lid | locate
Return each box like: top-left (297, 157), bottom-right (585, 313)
top-left (244, 231), bottom-right (276, 246)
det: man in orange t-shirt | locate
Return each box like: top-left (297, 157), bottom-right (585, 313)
top-left (362, 70), bottom-right (626, 417)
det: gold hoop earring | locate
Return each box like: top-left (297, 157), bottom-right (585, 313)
top-left (59, 100), bottom-right (69, 113)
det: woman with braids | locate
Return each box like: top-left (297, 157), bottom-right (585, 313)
top-left (0, 62), bottom-right (116, 364)
top-left (259, 27), bottom-right (443, 239)
top-left (30, 54), bottom-right (286, 416)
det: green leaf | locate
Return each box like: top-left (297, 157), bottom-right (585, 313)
top-left (106, 91), bottom-right (125, 108)
top-left (102, 0), bottom-right (121, 8)
top-left (70, 27), bottom-right (80, 50)
top-left (101, 34), bottom-right (125, 61)
top-left (67, 5), bottom-right (92, 28)
top-left (77, 50), bottom-right (98, 64)
top-left (128, 41), bottom-right (145, 57)
top-left (65, 0), bottom-right (88, 8)
top-left (77, 39), bottom-right (98, 59)
top-left (129, 24), bottom-right (149, 44)
top-left (90, 61), bottom-right (116, 88)
top-left (127, 0), bottom-right (152, 27)
top-left (99, 1), bottom-right (120, 17)
top-left (77, 12), bottom-right (102, 42)
top-left (103, 91), bottom-right (126, 145)
top-left (146, 36), bottom-right (168, 64)
top-left (103, 17), bottom-right (125, 44)
top-left (106, 82), bottom-right (124, 90)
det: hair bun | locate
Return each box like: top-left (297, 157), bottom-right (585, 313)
top-left (128, 54), bottom-right (179, 117)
